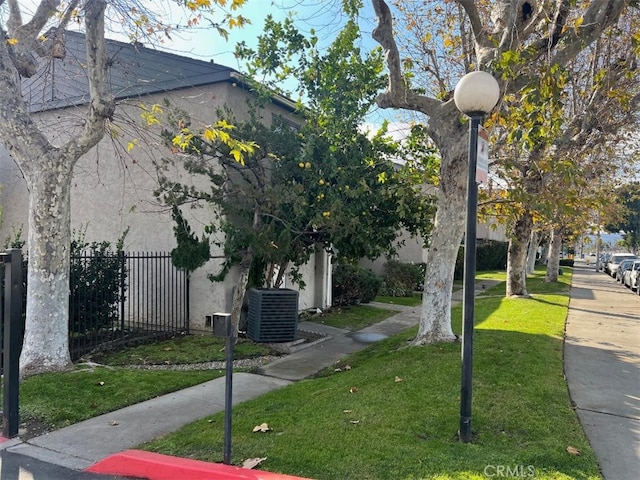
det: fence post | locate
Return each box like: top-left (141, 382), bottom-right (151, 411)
top-left (119, 251), bottom-right (126, 341)
top-left (3, 249), bottom-right (23, 438)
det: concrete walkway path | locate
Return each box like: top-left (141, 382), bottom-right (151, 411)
top-left (565, 261), bottom-right (640, 480)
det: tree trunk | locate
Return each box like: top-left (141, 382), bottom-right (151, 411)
top-left (506, 212), bottom-right (533, 297)
top-left (411, 195), bottom-right (463, 345)
top-left (3, 1), bottom-right (113, 376)
top-left (411, 116), bottom-right (467, 346)
top-left (526, 228), bottom-right (540, 274)
top-left (545, 227), bottom-right (563, 283)
top-left (229, 251), bottom-right (253, 342)
top-left (20, 160), bottom-right (74, 376)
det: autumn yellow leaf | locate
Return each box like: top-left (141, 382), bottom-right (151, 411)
top-left (252, 422), bottom-right (271, 433)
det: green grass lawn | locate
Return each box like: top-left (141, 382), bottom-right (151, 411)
top-left (19, 368), bottom-right (220, 436)
top-left (374, 293), bottom-right (422, 307)
top-left (16, 306), bottom-right (395, 436)
top-left (304, 304), bottom-right (400, 330)
top-left (142, 268), bottom-right (600, 479)
top-left (92, 334), bottom-right (274, 365)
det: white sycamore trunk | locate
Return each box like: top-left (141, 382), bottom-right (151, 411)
top-left (545, 227), bottom-right (563, 283)
top-left (506, 213), bottom-right (533, 297)
top-left (526, 229), bottom-right (540, 274)
top-left (20, 161), bottom-right (74, 376)
top-left (412, 191), bottom-right (464, 344)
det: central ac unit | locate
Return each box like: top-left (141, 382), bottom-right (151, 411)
top-left (247, 288), bottom-right (298, 342)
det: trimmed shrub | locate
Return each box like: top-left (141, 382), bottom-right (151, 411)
top-left (559, 258), bottom-right (574, 267)
top-left (379, 260), bottom-right (425, 297)
top-left (332, 264), bottom-right (381, 306)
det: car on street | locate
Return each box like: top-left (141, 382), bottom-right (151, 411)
top-left (607, 253), bottom-right (637, 279)
top-left (616, 258), bottom-right (636, 283)
top-left (623, 260), bottom-right (640, 290)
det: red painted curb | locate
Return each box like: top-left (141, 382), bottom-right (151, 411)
top-left (86, 449), bottom-right (313, 480)
top-left (0, 436), bottom-right (8, 443)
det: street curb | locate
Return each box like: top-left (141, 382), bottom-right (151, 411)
top-left (85, 449), bottom-right (312, 480)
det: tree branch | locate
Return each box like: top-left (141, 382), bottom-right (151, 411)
top-left (371, 0), bottom-right (442, 115)
top-left (60, 0), bottom-right (115, 162)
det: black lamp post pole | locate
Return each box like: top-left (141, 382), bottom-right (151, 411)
top-left (459, 113), bottom-right (482, 443)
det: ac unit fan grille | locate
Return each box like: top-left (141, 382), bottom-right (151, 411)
top-left (247, 288), bottom-right (299, 342)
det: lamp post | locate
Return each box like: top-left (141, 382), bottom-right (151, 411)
top-left (453, 71), bottom-right (500, 443)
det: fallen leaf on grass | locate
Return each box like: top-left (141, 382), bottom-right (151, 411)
top-left (252, 423), bottom-right (271, 433)
top-left (344, 365), bottom-right (352, 371)
top-left (163, 347), bottom-right (173, 351)
top-left (395, 376), bottom-right (403, 383)
top-left (97, 381), bottom-right (105, 386)
top-left (349, 387), bottom-right (359, 393)
top-left (350, 420), bottom-right (360, 425)
top-left (566, 446), bottom-right (581, 456)
top-left (343, 410), bottom-right (352, 414)
top-left (243, 457), bottom-right (267, 469)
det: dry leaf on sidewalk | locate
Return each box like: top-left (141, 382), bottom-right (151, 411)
top-left (252, 422), bottom-right (271, 433)
top-left (243, 457), bottom-right (267, 469)
top-left (108, 420), bottom-right (119, 426)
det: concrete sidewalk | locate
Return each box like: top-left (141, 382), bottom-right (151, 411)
top-left (564, 262), bottom-right (640, 480)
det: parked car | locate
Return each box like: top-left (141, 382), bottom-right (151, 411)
top-left (607, 253), bottom-right (637, 279)
top-left (623, 260), bottom-right (640, 290)
top-left (616, 258), bottom-right (636, 283)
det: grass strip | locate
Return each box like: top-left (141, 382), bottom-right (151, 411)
top-left (143, 268), bottom-right (600, 479)
top-left (19, 368), bottom-right (220, 435)
top-left (93, 334), bottom-right (273, 366)
top-left (305, 304), bottom-right (400, 330)
top-left (374, 294), bottom-right (422, 307)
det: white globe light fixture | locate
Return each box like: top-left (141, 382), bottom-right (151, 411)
top-left (454, 71), bottom-right (500, 117)
top-left (454, 71), bottom-right (500, 444)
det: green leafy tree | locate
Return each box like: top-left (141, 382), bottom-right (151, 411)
top-left (156, 12), bottom-right (438, 338)
top-left (605, 182), bottom-right (640, 253)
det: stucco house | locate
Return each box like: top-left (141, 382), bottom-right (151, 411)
top-left (0, 31), bottom-right (332, 333)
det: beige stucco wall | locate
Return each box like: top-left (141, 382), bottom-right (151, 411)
top-left (0, 82), bottom-right (327, 331)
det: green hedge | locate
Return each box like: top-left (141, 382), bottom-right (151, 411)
top-left (379, 260), bottom-right (425, 297)
top-left (332, 264), bottom-right (381, 306)
top-left (454, 240), bottom-right (508, 279)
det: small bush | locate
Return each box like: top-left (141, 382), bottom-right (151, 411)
top-left (379, 260), bottom-right (424, 297)
top-left (332, 264), bottom-right (381, 306)
top-left (559, 258), bottom-right (574, 267)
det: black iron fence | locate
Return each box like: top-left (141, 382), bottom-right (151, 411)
top-left (1, 251), bottom-right (189, 362)
top-left (70, 251), bottom-right (189, 359)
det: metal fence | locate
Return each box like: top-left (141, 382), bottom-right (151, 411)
top-left (1, 251), bottom-right (189, 362)
top-left (70, 251), bottom-right (189, 359)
